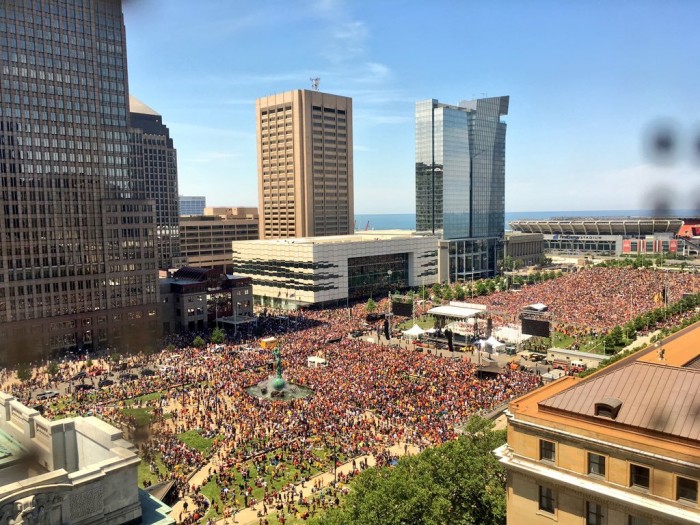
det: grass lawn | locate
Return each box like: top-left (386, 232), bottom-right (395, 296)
top-left (126, 391), bottom-right (165, 406)
top-left (137, 454), bottom-right (168, 488)
top-left (178, 430), bottom-right (217, 455)
top-left (397, 315), bottom-right (434, 331)
top-left (193, 445), bottom-right (346, 518)
top-left (122, 407), bottom-right (155, 427)
top-left (201, 478), bottom-right (225, 520)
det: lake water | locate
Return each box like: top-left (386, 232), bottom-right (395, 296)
top-left (354, 209), bottom-right (698, 232)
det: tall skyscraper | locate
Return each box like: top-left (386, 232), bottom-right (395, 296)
top-left (0, 0), bottom-right (160, 358)
top-left (415, 96), bottom-right (509, 281)
top-left (129, 96), bottom-right (183, 270)
top-left (256, 89), bottom-right (353, 239)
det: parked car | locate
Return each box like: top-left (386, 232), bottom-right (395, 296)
top-left (112, 363), bottom-right (128, 372)
top-left (74, 384), bottom-right (93, 391)
top-left (98, 379), bottom-right (114, 388)
top-left (36, 390), bottom-right (60, 400)
top-left (71, 371), bottom-right (87, 381)
top-left (141, 368), bottom-right (155, 377)
top-left (119, 373), bottom-right (139, 382)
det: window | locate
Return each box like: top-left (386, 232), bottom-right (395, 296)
top-left (587, 453), bottom-right (606, 477)
top-left (630, 464), bottom-right (650, 490)
top-left (586, 502), bottom-right (605, 525)
top-left (539, 439), bottom-right (555, 462)
top-left (677, 476), bottom-right (698, 503)
top-left (538, 486), bottom-right (555, 513)
top-left (628, 516), bottom-right (650, 525)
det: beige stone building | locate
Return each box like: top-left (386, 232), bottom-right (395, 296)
top-left (180, 207), bottom-right (258, 273)
top-left (256, 90), bottom-right (353, 239)
top-left (496, 324), bottom-right (700, 524)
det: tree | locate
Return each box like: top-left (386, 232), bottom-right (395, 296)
top-left (86, 358), bottom-right (93, 368)
top-left (313, 417), bottom-right (507, 525)
top-left (454, 283), bottom-right (465, 301)
top-left (442, 284), bottom-right (454, 301)
top-left (47, 361), bottom-right (59, 378)
top-left (17, 363), bottom-right (32, 383)
top-left (192, 335), bottom-right (206, 348)
top-left (366, 298), bottom-right (377, 313)
top-left (432, 283), bottom-right (442, 300)
top-left (210, 327), bottom-right (226, 345)
top-left (501, 255), bottom-right (515, 272)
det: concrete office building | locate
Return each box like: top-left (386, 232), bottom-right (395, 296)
top-left (0, 392), bottom-right (172, 524)
top-left (179, 195), bottom-right (206, 216)
top-left (232, 231), bottom-right (438, 309)
top-left (180, 207), bottom-right (259, 273)
top-left (256, 89), bottom-right (353, 239)
top-left (129, 96), bottom-right (184, 270)
top-left (416, 96), bottom-right (509, 281)
top-left (0, 0), bottom-right (160, 357)
top-left (495, 324), bottom-right (700, 525)
top-left (503, 232), bottom-right (545, 267)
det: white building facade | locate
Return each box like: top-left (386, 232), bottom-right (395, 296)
top-left (0, 393), bottom-right (172, 525)
top-left (232, 232), bottom-right (439, 308)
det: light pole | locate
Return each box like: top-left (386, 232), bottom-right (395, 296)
top-left (387, 270), bottom-right (393, 340)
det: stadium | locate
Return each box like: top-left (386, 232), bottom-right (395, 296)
top-left (509, 217), bottom-right (700, 257)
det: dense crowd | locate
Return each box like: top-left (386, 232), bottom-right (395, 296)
top-left (5, 303), bottom-right (540, 522)
top-left (468, 266), bottom-right (700, 334)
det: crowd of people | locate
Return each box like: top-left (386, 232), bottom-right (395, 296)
top-left (468, 266), bottom-right (700, 335)
top-left (5, 302), bottom-right (540, 523)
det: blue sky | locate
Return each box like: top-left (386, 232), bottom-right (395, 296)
top-left (123, 0), bottom-right (700, 213)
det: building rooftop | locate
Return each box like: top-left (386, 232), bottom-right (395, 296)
top-left (236, 232), bottom-right (435, 246)
top-left (509, 217), bottom-right (683, 236)
top-left (509, 321), bottom-right (700, 460)
top-left (539, 361), bottom-right (700, 442)
top-left (129, 95), bottom-right (160, 116)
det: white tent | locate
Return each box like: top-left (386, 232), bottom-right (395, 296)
top-left (485, 336), bottom-right (506, 353)
top-left (494, 326), bottom-right (532, 344)
top-left (402, 324), bottom-right (426, 339)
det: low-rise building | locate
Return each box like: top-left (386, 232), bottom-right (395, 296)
top-left (159, 267), bottom-right (253, 333)
top-left (0, 392), bottom-right (172, 524)
top-left (496, 323), bottom-right (700, 525)
top-left (504, 232), bottom-right (544, 267)
top-left (232, 231), bottom-right (439, 309)
top-left (180, 207), bottom-right (259, 273)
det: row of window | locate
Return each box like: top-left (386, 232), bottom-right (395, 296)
top-left (540, 439), bottom-right (698, 502)
top-left (539, 486), bottom-right (651, 525)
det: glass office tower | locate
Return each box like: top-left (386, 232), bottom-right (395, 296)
top-left (415, 96), bottom-right (509, 281)
top-left (0, 0), bottom-right (160, 358)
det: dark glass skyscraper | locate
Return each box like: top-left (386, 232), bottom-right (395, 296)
top-left (0, 0), bottom-right (160, 358)
top-left (129, 96), bottom-right (183, 271)
top-left (415, 96), bottom-right (509, 280)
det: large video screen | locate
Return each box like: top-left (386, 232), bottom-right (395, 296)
top-left (522, 317), bottom-right (551, 338)
top-left (392, 301), bottom-right (413, 317)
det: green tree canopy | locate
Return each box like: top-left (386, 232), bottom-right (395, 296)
top-left (47, 361), bottom-right (59, 377)
top-left (192, 335), bottom-right (206, 348)
top-left (17, 363), bottom-right (32, 383)
top-left (313, 417), bottom-right (507, 525)
top-left (366, 298), bottom-right (377, 313)
top-left (210, 327), bottom-right (226, 345)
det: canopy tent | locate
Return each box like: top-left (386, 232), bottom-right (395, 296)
top-left (485, 336), bottom-right (506, 353)
top-left (428, 305), bottom-right (483, 320)
top-left (402, 324), bottom-right (426, 339)
top-left (494, 326), bottom-right (533, 344)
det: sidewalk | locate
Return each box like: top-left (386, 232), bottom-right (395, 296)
top-left (215, 442), bottom-right (418, 525)
top-left (168, 441), bottom-right (419, 525)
